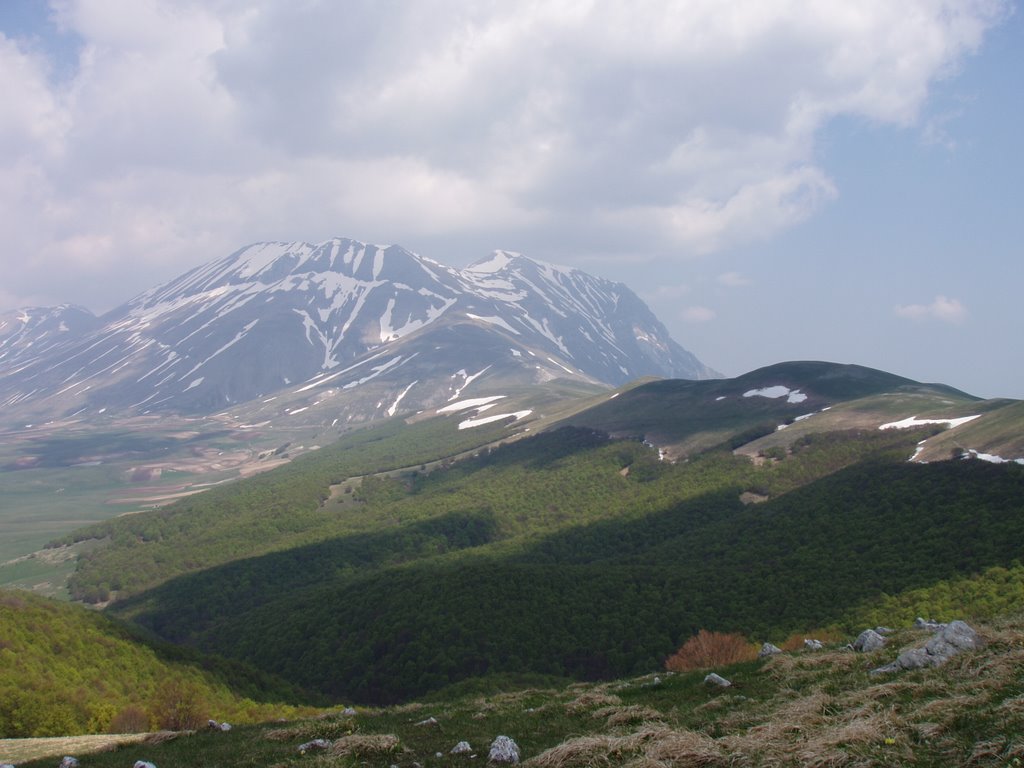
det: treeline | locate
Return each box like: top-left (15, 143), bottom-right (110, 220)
top-left (105, 423), bottom-right (1024, 704)
top-left (0, 590), bottom-right (319, 738)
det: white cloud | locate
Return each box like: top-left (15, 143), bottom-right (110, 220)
top-left (717, 271), bottom-right (751, 287)
top-left (682, 305), bottom-right (717, 323)
top-left (0, 0), bottom-right (1009, 310)
top-left (895, 295), bottom-right (969, 324)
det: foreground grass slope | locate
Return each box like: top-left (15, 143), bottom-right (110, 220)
top-left (11, 611), bottom-right (1024, 768)
top-left (0, 591), bottom-right (319, 738)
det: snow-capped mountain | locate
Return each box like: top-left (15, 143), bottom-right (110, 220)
top-left (0, 238), bottom-right (716, 422)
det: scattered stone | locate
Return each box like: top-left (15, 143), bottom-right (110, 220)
top-left (343, 707), bottom-right (357, 716)
top-left (415, 716), bottom-right (440, 727)
top-left (436, 752), bottom-right (444, 758)
top-left (134, 762), bottom-right (157, 768)
top-left (872, 620), bottom-right (980, 674)
top-left (804, 639), bottom-right (824, 651)
top-left (853, 629), bottom-right (887, 652)
top-left (704, 672), bottom-right (731, 687)
top-left (488, 735), bottom-right (521, 764)
top-left (59, 758), bottom-right (79, 768)
top-left (914, 617), bottom-right (946, 631)
top-left (219, 722), bottom-right (232, 731)
top-left (875, 626), bottom-right (895, 635)
top-left (652, 676), bottom-right (662, 685)
top-left (298, 738), bottom-right (332, 754)
top-left (452, 741), bottom-right (473, 755)
top-left (208, 719), bottom-right (220, 729)
top-left (758, 642), bottom-right (782, 658)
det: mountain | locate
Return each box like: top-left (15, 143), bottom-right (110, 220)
top-left (0, 238), bottom-right (716, 424)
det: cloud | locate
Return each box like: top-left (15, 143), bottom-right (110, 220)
top-left (0, 0), bottom-right (1009, 310)
top-left (682, 305), bottom-right (717, 323)
top-left (895, 295), bottom-right (969, 324)
top-left (717, 271), bottom-right (751, 288)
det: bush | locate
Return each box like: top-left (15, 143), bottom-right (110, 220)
top-left (664, 629), bottom-right (757, 672)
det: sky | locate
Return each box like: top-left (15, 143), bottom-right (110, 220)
top-left (1, 0), bottom-right (1022, 399)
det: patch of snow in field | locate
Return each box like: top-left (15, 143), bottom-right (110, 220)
top-left (965, 449), bottom-right (1024, 465)
top-left (547, 357), bottom-right (575, 374)
top-left (458, 410), bottom-right (532, 429)
top-left (467, 313), bottom-right (520, 334)
top-left (288, 407), bottom-right (308, 415)
top-left (387, 381), bottom-right (418, 417)
top-left (342, 355), bottom-right (411, 389)
top-left (879, 415), bottom-right (980, 430)
top-left (743, 386), bottom-right (807, 404)
top-left (715, 396), bottom-right (727, 401)
top-left (510, 348), bottom-right (522, 357)
top-left (438, 395), bottom-right (506, 413)
top-left (184, 377), bottom-right (204, 392)
top-left (448, 366), bottom-right (491, 400)
top-left (794, 412), bottom-right (815, 422)
top-left (609, 392), bottom-right (619, 399)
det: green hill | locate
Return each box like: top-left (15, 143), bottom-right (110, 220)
top-left (0, 590), bottom-right (320, 738)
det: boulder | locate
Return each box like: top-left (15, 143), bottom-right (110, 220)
top-left (415, 716), bottom-right (440, 727)
top-left (803, 639), bottom-right (824, 651)
top-left (914, 617), bottom-right (946, 631)
top-left (704, 672), bottom-right (731, 687)
top-left (343, 707), bottom-right (357, 716)
top-left (134, 762), bottom-right (157, 768)
top-left (451, 741), bottom-right (473, 755)
top-left (758, 642), bottom-right (782, 658)
top-left (853, 629), bottom-right (886, 652)
top-left (219, 722), bottom-right (232, 731)
top-left (298, 739), bottom-right (332, 753)
top-left (488, 735), bottom-right (520, 764)
top-left (59, 758), bottom-right (79, 768)
top-left (872, 620), bottom-right (979, 675)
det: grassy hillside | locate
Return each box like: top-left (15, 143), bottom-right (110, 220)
top-left (11, 610), bottom-right (1024, 768)
top-left (0, 590), bottom-right (320, 738)
top-left (102, 421), bottom-right (1024, 704)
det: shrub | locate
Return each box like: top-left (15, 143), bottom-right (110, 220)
top-left (664, 629), bottom-right (757, 672)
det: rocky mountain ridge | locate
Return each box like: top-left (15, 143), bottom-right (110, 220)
top-left (0, 238), bottom-right (715, 424)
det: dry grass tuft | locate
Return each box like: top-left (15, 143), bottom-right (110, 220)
top-left (328, 733), bottom-right (401, 756)
top-left (525, 727), bottom-right (672, 768)
top-left (642, 729), bottom-right (727, 767)
top-left (566, 691), bottom-right (623, 714)
top-left (591, 705), bottom-right (665, 728)
top-left (264, 725), bottom-right (307, 741)
top-left (391, 701), bottom-right (426, 714)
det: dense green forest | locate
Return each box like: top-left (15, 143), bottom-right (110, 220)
top-left (60, 414), bottom-right (514, 601)
top-left (99, 420), bottom-right (1024, 704)
top-left (0, 590), bottom-right (320, 738)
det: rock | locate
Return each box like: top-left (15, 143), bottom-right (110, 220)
top-left (208, 719), bottom-right (220, 729)
top-left (134, 762), bottom-right (157, 768)
top-left (298, 739), bottom-right (332, 753)
top-left (219, 722), bottom-right (232, 731)
top-left (59, 758), bottom-right (79, 768)
top-left (914, 617), bottom-right (946, 631)
top-left (875, 626), bottom-right (895, 635)
top-left (872, 620), bottom-right (979, 675)
top-left (803, 639), bottom-right (824, 651)
top-left (343, 707), bottom-right (357, 716)
top-left (704, 672), bottom-right (731, 687)
top-left (488, 735), bottom-right (521, 764)
top-left (853, 629), bottom-right (886, 652)
top-left (415, 716), bottom-right (440, 727)
top-left (452, 741), bottom-right (473, 755)
top-left (758, 642), bottom-right (782, 658)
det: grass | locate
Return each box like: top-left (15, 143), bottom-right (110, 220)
top-left (11, 613), bottom-right (1024, 767)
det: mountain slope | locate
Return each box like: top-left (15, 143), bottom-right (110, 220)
top-left (0, 239), bottom-right (715, 423)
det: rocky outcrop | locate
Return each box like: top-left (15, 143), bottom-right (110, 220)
top-left (871, 620), bottom-right (979, 674)
top-left (489, 735), bottom-right (521, 764)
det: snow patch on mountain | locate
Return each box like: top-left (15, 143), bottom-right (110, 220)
top-left (458, 410), bottom-right (532, 429)
top-left (879, 415), bottom-right (980, 430)
top-left (743, 386), bottom-right (807, 404)
top-left (438, 395), bottom-right (507, 413)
